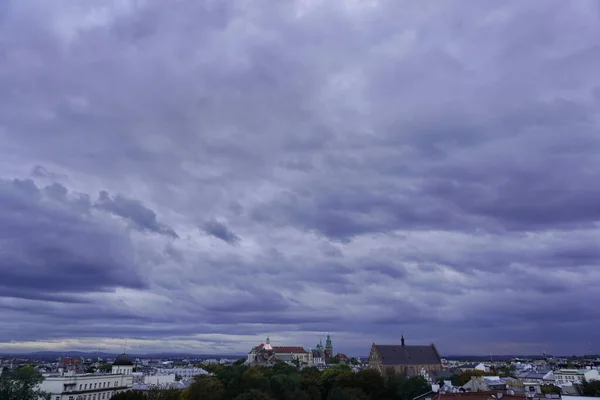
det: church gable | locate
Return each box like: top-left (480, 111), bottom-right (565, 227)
top-left (369, 337), bottom-right (442, 368)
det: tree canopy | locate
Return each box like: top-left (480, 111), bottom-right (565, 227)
top-left (111, 363), bottom-right (430, 400)
top-left (0, 366), bottom-right (49, 400)
top-left (577, 378), bottom-right (600, 397)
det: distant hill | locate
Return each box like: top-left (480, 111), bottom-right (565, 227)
top-left (0, 351), bottom-right (245, 359)
top-left (443, 355), bottom-right (555, 361)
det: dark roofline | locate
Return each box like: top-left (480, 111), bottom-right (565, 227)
top-left (431, 343), bottom-right (442, 363)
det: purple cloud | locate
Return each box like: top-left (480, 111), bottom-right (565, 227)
top-left (0, 0), bottom-right (599, 356)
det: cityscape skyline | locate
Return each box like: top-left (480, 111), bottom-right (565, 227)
top-left (2, 1), bottom-right (600, 357)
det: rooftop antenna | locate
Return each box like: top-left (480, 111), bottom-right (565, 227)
top-left (123, 339), bottom-right (128, 354)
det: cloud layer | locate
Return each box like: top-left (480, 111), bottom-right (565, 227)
top-left (1, 0), bottom-right (600, 356)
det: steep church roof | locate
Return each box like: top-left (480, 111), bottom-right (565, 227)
top-left (372, 343), bottom-right (441, 366)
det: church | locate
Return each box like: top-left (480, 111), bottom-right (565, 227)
top-left (247, 335), bottom-right (334, 367)
top-left (247, 337), bottom-right (311, 366)
top-left (368, 336), bottom-right (443, 377)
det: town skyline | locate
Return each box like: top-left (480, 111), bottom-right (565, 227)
top-left (0, 333), bottom-right (596, 358)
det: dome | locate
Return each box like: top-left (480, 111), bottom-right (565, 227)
top-left (113, 353), bottom-right (134, 366)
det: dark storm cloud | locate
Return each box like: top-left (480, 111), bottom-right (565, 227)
top-left (95, 190), bottom-right (179, 238)
top-left (1, 0), bottom-right (600, 355)
top-left (201, 219), bottom-right (241, 245)
top-left (0, 178), bottom-right (146, 301)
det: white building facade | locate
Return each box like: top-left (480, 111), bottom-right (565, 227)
top-left (143, 374), bottom-right (176, 388)
top-left (156, 367), bottom-right (209, 379)
top-left (39, 353), bottom-right (135, 400)
top-left (39, 372), bottom-right (133, 400)
top-left (554, 369), bottom-right (600, 386)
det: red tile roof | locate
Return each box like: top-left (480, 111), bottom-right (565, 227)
top-left (433, 392), bottom-right (527, 400)
top-left (273, 346), bottom-right (307, 354)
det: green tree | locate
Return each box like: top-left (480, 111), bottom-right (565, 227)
top-left (319, 365), bottom-right (351, 397)
top-left (98, 363), bottom-right (113, 372)
top-left (147, 389), bottom-right (183, 400)
top-left (540, 386), bottom-right (561, 395)
top-left (300, 368), bottom-right (322, 400)
top-left (384, 374), bottom-right (430, 400)
top-left (353, 369), bottom-right (385, 398)
top-left (402, 376), bottom-right (430, 399)
top-left (577, 378), bottom-right (600, 397)
top-left (233, 389), bottom-right (275, 400)
top-left (326, 387), bottom-right (368, 400)
top-left (0, 366), bottom-right (49, 400)
top-left (240, 366), bottom-right (271, 396)
top-left (270, 373), bottom-right (300, 399)
top-left (184, 375), bottom-right (225, 400)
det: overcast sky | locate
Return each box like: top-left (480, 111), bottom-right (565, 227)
top-left (1, 0), bottom-right (600, 357)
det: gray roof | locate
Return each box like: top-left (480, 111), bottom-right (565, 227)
top-left (517, 371), bottom-right (548, 380)
top-left (373, 344), bottom-right (442, 366)
top-left (277, 354), bottom-right (295, 362)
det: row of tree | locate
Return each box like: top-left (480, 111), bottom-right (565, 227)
top-left (111, 362), bottom-right (431, 400)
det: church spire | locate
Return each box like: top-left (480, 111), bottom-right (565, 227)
top-left (325, 334), bottom-right (333, 358)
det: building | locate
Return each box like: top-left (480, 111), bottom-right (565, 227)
top-left (368, 336), bottom-right (443, 377)
top-left (431, 392), bottom-right (538, 400)
top-left (324, 334), bottom-right (334, 359)
top-left (111, 354), bottom-right (135, 376)
top-left (463, 376), bottom-right (507, 392)
top-left (38, 354), bottom-right (134, 400)
top-left (59, 357), bottom-right (83, 373)
top-left (156, 367), bottom-right (209, 379)
top-left (310, 348), bottom-right (326, 369)
top-left (309, 334), bottom-right (334, 368)
top-left (460, 363), bottom-right (488, 373)
top-left (143, 373), bottom-right (176, 388)
top-left (247, 337), bottom-right (311, 366)
top-left (554, 369), bottom-right (600, 386)
top-left (516, 370), bottom-right (554, 385)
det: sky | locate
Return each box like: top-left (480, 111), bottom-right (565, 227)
top-left (1, 0), bottom-right (600, 357)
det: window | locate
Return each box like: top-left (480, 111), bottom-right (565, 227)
top-left (79, 384), bottom-right (82, 390)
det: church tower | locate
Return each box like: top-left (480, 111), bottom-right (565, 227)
top-left (325, 334), bottom-right (333, 359)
